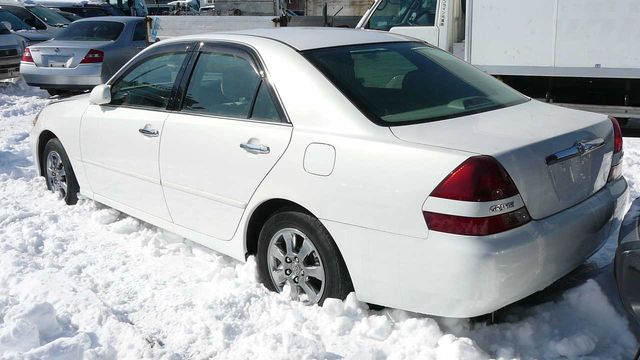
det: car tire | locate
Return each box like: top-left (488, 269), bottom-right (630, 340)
top-left (43, 138), bottom-right (79, 205)
top-left (257, 211), bottom-right (353, 305)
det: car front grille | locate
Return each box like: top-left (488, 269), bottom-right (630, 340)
top-left (0, 49), bottom-right (18, 57)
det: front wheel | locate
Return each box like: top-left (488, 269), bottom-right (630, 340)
top-left (43, 138), bottom-right (79, 205)
top-left (257, 211), bottom-right (353, 305)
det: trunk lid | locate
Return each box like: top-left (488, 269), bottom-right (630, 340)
top-left (28, 41), bottom-right (106, 68)
top-left (391, 100), bottom-right (614, 219)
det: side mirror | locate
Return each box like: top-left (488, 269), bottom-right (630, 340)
top-left (0, 21), bottom-right (11, 31)
top-left (89, 84), bottom-right (111, 105)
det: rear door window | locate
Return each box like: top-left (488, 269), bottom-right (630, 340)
top-left (182, 51), bottom-right (261, 119)
top-left (133, 21), bottom-right (146, 41)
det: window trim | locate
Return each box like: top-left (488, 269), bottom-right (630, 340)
top-left (104, 41), bottom-right (198, 112)
top-left (173, 41), bottom-right (290, 125)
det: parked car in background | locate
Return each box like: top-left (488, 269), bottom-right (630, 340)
top-left (56, 4), bottom-right (126, 18)
top-left (49, 8), bottom-right (82, 22)
top-left (0, 2), bottom-right (67, 33)
top-left (25, 3), bottom-right (70, 28)
top-left (30, 28), bottom-right (628, 317)
top-left (0, 22), bottom-right (21, 79)
top-left (0, 8), bottom-right (55, 46)
top-left (21, 17), bottom-right (147, 95)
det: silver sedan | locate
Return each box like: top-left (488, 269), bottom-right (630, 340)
top-left (20, 16), bottom-right (147, 96)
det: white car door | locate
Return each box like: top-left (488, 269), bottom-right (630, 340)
top-left (81, 45), bottom-right (193, 221)
top-left (160, 45), bottom-right (292, 240)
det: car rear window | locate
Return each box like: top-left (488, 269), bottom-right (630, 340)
top-left (55, 21), bottom-right (124, 41)
top-left (303, 42), bottom-right (529, 126)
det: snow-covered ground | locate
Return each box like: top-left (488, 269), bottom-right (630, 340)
top-left (0, 79), bottom-right (638, 359)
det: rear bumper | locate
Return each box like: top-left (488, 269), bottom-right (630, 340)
top-left (0, 55), bottom-right (20, 79)
top-left (325, 176), bottom-right (628, 318)
top-left (20, 62), bottom-right (103, 89)
top-left (615, 196), bottom-right (640, 325)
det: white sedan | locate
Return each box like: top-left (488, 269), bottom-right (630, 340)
top-left (30, 28), bottom-right (628, 318)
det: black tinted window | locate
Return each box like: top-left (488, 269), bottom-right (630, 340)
top-left (133, 21), bottom-right (146, 41)
top-left (183, 52), bottom-right (261, 119)
top-left (56, 21), bottom-right (124, 41)
top-left (111, 52), bottom-right (187, 108)
top-left (304, 42), bottom-right (527, 126)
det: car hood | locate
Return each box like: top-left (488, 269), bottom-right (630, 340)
top-left (0, 33), bottom-right (19, 47)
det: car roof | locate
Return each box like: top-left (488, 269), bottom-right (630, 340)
top-left (175, 28), bottom-right (413, 51)
top-left (74, 16), bottom-right (142, 24)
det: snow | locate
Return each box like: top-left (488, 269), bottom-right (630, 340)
top-left (0, 78), bottom-right (638, 359)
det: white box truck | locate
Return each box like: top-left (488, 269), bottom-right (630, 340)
top-left (357, 0), bottom-right (640, 119)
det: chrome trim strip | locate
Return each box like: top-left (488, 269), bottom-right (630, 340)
top-left (546, 138), bottom-right (605, 165)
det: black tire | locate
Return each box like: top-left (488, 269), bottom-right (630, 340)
top-left (257, 211), bottom-right (353, 305)
top-left (43, 138), bottom-right (79, 205)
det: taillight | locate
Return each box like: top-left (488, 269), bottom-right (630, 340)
top-left (80, 49), bottom-right (104, 64)
top-left (424, 156), bottom-right (531, 236)
top-left (608, 116), bottom-right (624, 182)
top-left (21, 47), bottom-right (33, 63)
top-left (610, 116), bottom-right (623, 154)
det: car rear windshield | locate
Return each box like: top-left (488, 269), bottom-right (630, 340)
top-left (303, 42), bottom-right (528, 126)
top-left (55, 21), bottom-right (124, 41)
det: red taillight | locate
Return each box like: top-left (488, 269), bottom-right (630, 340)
top-left (80, 49), bottom-right (104, 64)
top-left (430, 156), bottom-right (519, 202)
top-left (424, 208), bottom-right (531, 236)
top-left (610, 116), bottom-right (623, 154)
top-left (21, 47), bottom-right (33, 63)
top-left (424, 156), bottom-right (531, 236)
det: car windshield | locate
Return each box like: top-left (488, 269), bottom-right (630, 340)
top-left (28, 6), bottom-right (70, 27)
top-left (0, 5), bottom-right (47, 30)
top-left (55, 21), bottom-right (124, 41)
top-left (0, 9), bottom-right (31, 31)
top-left (303, 42), bottom-right (529, 126)
top-left (367, 0), bottom-right (437, 31)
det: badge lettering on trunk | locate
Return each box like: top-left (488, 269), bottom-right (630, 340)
top-left (490, 201), bottom-right (514, 213)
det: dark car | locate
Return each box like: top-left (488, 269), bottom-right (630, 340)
top-left (57, 4), bottom-right (126, 18)
top-left (49, 8), bottom-right (82, 22)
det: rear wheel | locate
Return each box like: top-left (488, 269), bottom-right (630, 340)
top-left (43, 138), bottom-right (79, 205)
top-left (257, 211), bottom-right (353, 305)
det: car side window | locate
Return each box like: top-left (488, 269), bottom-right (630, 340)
top-left (250, 81), bottom-right (282, 122)
top-left (110, 52), bottom-right (187, 109)
top-left (132, 21), bottom-right (146, 42)
top-left (182, 51), bottom-right (261, 119)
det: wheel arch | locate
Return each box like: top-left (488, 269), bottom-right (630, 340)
top-left (37, 130), bottom-right (58, 176)
top-left (245, 198), bottom-right (314, 258)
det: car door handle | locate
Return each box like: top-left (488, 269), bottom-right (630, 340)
top-left (240, 142), bottom-right (270, 154)
top-left (139, 127), bottom-right (159, 137)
